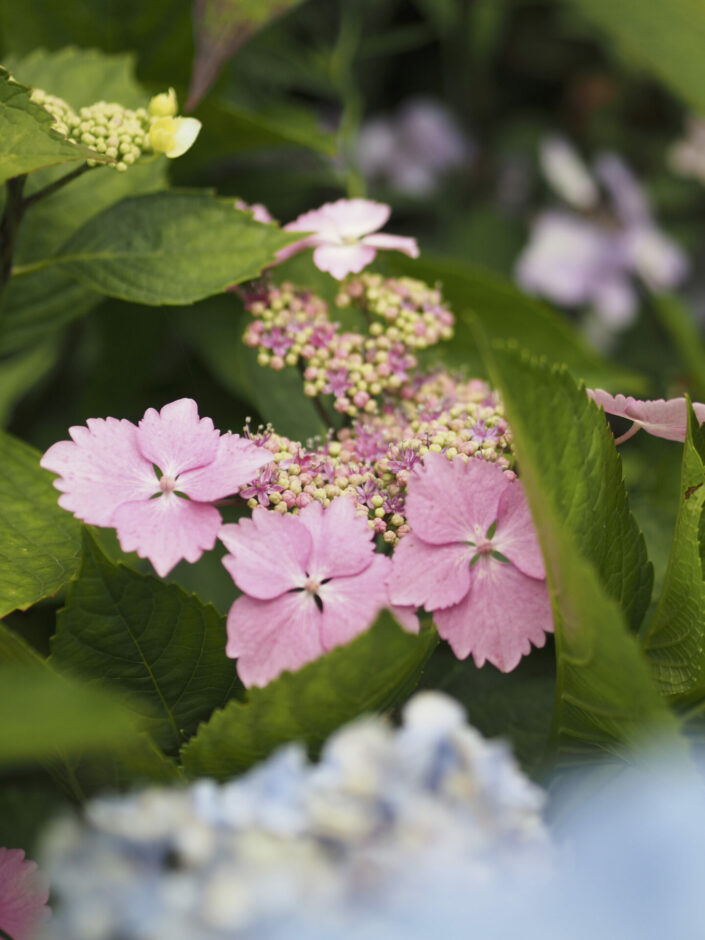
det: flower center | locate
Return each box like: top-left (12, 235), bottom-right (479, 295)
top-left (474, 537), bottom-right (493, 555)
top-left (159, 474), bottom-right (177, 494)
top-left (303, 576), bottom-right (321, 595)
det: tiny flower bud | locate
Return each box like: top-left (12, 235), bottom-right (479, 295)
top-left (149, 87), bottom-right (178, 118)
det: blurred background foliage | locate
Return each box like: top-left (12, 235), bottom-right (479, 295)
top-left (2, 0), bottom-right (705, 844)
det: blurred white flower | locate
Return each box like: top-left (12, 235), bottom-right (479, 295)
top-left (516, 137), bottom-right (688, 334)
top-left (669, 116), bottom-right (705, 184)
top-left (357, 98), bottom-right (473, 196)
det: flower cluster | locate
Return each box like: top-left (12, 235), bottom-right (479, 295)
top-left (239, 371), bottom-right (512, 544)
top-left (40, 693), bottom-right (549, 940)
top-left (243, 275), bottom-right (454, 417)
top-left (516, 136), bottom-right (688, 337)
top-left (30, 86), bottom-right (200, 170)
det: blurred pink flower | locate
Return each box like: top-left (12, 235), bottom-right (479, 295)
top-left (387, 453), bottom-right (552, 672)
top-left (279, 198), bottom-right (419, 279)
top-left (0, 848), bottom-right (49, 940)
top-left (220, 497), bottom-right (418, 686)
top-left (588, 389), bottom-right (705, 443)
top-left (234, 198), bottom-right (274, 224)
top-left (41, 398), bottom-right (272, 577)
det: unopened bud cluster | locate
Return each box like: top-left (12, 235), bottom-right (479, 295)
top-left (242, 275), bottom-right (454, 417)
top-left (30, 85), bottom-right (198, 170)
top-left (241, 372), bottom-right (512, 546)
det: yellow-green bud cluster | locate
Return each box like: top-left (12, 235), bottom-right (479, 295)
top-left (30, 88), bottom-right (81, 139)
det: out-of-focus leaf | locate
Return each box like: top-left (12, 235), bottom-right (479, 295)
top-left (385, 254), bottom-right (647, 392)
top-left (562, 0), bottom-right (705, 112)
top-left (0, 68), bottom-right (105, 182)
top-left (641, 403), bottom-right (705, 700)
top-left (0, 338), bottom-right (59, 426)
top-left (187, 0), bottom-right (309, 109)
top-left (0, 430), bottom-right (81, 618)
top-left (35, 192), bottom-right (299, 305)
top-left (181, 613), bottom-right (437, 780)
top-left (53, 531), bottom-right (244, 755)
top-left (477, 340), bottom-right (680, 767)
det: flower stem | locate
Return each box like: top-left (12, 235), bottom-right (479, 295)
top-left (21, 161), bottom-right (95, 211)
top-left (0, 174), bottom-right (27, 293)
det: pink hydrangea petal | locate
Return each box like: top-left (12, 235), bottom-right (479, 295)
top-left (588, 389), bottom-right (705, 442)
top-left (493, 482), bottom-right (546, 580)
top-left (312, 242), bottom-right (377, 279)
top-left (389, 601), bottom-right (420, 634)
top-left (220, 509), bottom-right (311, 600)
top-left (226, 591), bottom-right (324, 687)
top-left (275, 234), bottom-right (318, 264)
top-left (433, 557), bottom-right (553, 671)
top-left (136, 398), bottom-right (220, 477)
top-left (405, 452), bottom-right (508, 546)
top-left (179, 435), bottom-right (273, 502)
top-left (361, 232), bottom-right (420, 257)
top-left (288, 199), bottom-right (390, 240)
top-left (386, 531), bottom-right (472, 610)
top-left (317, 554), bottom-right (390, 650)
top-left (113, 494), bottom-right (222, 577)
top-left (0, 848), bottom-right (49, 940)
top-left (40, 417), bottom-right (156, 527)
top-left (299, 498), bottom-right (375, 581)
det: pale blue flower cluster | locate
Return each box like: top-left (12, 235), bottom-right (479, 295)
top-left (39, 692), bottom-right (548, 939)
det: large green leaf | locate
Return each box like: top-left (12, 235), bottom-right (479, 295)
top-left (641, 403), bottom-right (705, 699)
top-left (385, 254), bottom-right (646, 392)
top-left (5, 46), bottom-right (146, 110)
top-left (562, 0), bottom-right (705, 113)
top-left (181, 613), bottom-right (438, 780)
top-left (0, 429), bottom-right (81, 617)
top-left (52, 531), bottom-right (244, 754)
top-left (27, 191), bottom-right (299, 305)
top-left (477, 340), bottom-right (676, 765)
top-left (476, 338), bottom-right (653, 631)
top-left (0, 67), bottom-right (104, 182)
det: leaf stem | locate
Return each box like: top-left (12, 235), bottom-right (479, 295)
top-left (22, 162), bottom-right (95, 210)
top-left (0, 174), bottom-right (27, 292)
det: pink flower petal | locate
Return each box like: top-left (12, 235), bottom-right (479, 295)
top-left (0, 848), bottom-right (49, 940)
top-left (312, 242), bottom-right (377, 279)
top-left (317, 554), bottom-right (390, 649)
top-left (433, 557), bottom-right (553, 671)
top-left (275, 234), bottom-right (318, 264)
top-left (361, 232), bottom-right (420, 258)
top-left (136, 398), bottom-right (220, 477)
top-left (40, 417), bottom-right (156, 527)
top-left (386, 531), bottom-right (472, 610)
top-left (179, 434), bottom-right (273, 502)
top-left (588, 389), bottom-right (705, 442)
top-left (226, 591), bottom-right (324, 687)
top-left (405, 452), bottom-right (508, 546)
top-left (493, 482), bottom-right (546, 580)
top-left (287, 199), bottom-right (391, 240)
top-left (220, 509), bottom-right (311, 600)
top-left (298, 497), bottom-right (375, 581)
top-left (113, 494), bottom-right (222, 577)
top-left (388, 602), bottom-right (421, 634)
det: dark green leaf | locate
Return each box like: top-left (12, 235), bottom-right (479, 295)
top-left (641, 402), bottom-right (705, 699)
top-left (0, 338), bottom-right (59, 426)
top-left (41, 191), bottom-right (300, 305)
top-left (651, 293), bottom-right (705, 402)
top-left (53, 531), bottom-right (244, 754)
top-left (181, 613), bottom-right (438, 780)
top-left (0, 430), bottom-right (81, 618)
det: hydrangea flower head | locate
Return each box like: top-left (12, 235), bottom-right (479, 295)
top-left (0, 848), bottom-right (49, 940)
top-left (281, 199), bottom-right (419, 279)
top-left (387, 452), bottom-right (552, 671)
top-left (588, 388), bottom-right (705, 443)
top-left (41, 398), bottom-right (271, 577)
top-left (220, 496), bottom-right (417, 686)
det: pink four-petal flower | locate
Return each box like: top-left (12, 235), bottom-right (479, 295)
top-left (387, 452), bottom-right (553, 672)
top-left (280, 198), bottom-right (419, 279)
top-left (0, 848), bottom-right (49, 940)
top-left (41, 398), bottom-right (272, 577)
top-left (220, 497), bottom-right (418, 687)
top-left (588, 388), bottom-right (705, 443)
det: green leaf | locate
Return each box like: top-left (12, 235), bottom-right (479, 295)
top-left (562, 0), bottom-right (705, 113)
top-left (5, 46), bottom-right (146, 110)
top-left (36, 191), bottom-right (300, 305)
top-left (181, 613), bottom-right (438, 780)
top-left (0, 68), bottom-right (105, 183)
top-left (52, 531), bottom-right (244, 754)
top-left (385, 254), bottom-right (646, 393)
top-left (0, 430), bottom-right (82, 618)
top-left (476, 339), bottom-right (676, 766)
top-left (0, 338), bottom-right (59, 426)
top-left (651, 293), bottom-right (705, 402)
top-left (641, 402), bottom-right (705, 699)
